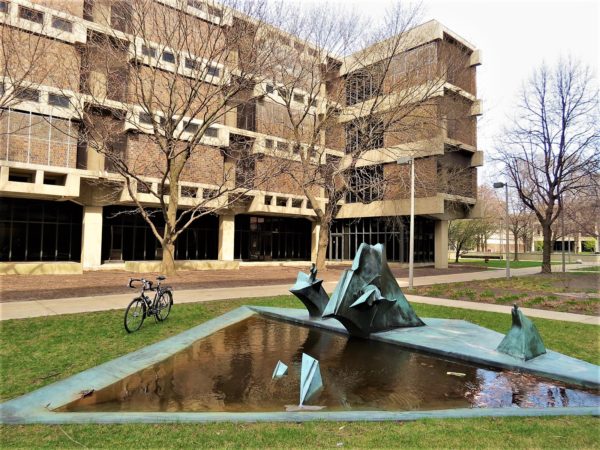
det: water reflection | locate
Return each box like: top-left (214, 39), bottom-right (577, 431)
top-left (61, 316), bottom-right (600, 412)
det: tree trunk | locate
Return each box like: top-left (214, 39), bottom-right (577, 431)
top-left (161, 240), bottom-right (176, 275)
top-left (315, 218), bottom-right (329, 271)
top-left (541, 224), bottom-right (553, 273)
top-left (454, 245), bottom-right (461, 263)
top-left (513, 232), bottom-right (519, 261)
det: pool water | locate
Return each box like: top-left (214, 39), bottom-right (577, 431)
top-left (61, 316), bottom-right (600, 412)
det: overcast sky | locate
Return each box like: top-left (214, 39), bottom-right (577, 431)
top-left (302, 0), bottom-right (599, 183)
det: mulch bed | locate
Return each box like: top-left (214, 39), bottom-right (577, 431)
top-left (0, 264), bottom-right (485, 302)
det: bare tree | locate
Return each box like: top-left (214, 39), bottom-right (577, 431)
top-left (498, 58), bottom-right (600, 273)
top-left (54, 0), bottom-right (292, 273)
top-left (260, 2), bottom-right (476, 270)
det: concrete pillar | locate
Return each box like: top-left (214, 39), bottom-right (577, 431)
top-left (218, 214), bottom-right (235, 261)
top-left (434, 219), bottom-right (448, 269)
top-left (81, 206), bottom-right (103, 269)
top-left (311, 222), bottom-right (321, 262)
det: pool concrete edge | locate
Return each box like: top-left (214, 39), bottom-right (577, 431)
top-left (1, 306), bottom-right (599, 425)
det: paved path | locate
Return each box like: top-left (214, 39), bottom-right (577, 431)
top-left (1, 263), bottom-right (597, 324)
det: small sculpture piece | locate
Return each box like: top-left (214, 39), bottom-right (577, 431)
top-left (272, 360), bottom-right (288, 379)
top-left (497, 305), bottom-right (546, 361)
top-left (322, 243), bottom-right (424, 337)
top-left (299, 353), bottom-right (323, 405)
top-left (290, 263), bottom-right (329, 319)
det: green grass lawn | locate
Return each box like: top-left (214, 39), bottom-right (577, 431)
top-left (412, 272), bottom-right (600, 315)
top-left (454, 259), bottom-right (560, 269)
top-left (1, 296), bottom-right (599, 448)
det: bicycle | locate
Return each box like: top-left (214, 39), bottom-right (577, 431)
top-left (124, 276), bottom-right (173, 333)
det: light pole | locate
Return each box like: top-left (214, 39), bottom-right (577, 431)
top-left (397, 156), bottom-right (415, 288)
top-left (493, 182), bottom-right (510, 279)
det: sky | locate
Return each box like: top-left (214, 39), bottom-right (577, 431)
top-left (301, 0), bottom-right (599, 183)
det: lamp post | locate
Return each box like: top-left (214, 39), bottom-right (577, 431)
top-left (493, 182), bottom-right (510, 279)
top-left (397, 156), bottom-right (415, 288)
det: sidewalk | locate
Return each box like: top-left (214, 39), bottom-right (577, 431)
top-left (1, 263), bottom-right (597, 323)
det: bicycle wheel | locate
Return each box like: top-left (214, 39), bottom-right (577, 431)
top-left (124, 298), bottom-right (146, 333)
top-left (155, 291), bottom-right (173, 322)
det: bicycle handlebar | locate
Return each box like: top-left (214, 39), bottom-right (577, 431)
top-left (128, 276), bottom-right (166, 290)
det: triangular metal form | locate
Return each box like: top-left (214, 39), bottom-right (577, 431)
top-left (271, 360), bottom-right (288, 379)
top-left (299, 353), bottom-right (323, 405)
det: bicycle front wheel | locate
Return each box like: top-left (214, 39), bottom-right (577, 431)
top-left (124, 298), bottom-right (146, 333)
top-left (156, 291), bottom-right (173, 322)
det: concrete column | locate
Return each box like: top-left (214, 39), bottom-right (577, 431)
top-left (434, 219), bottom-right (448, 269)
top-left (81, 206), bottom-right (103, 270)
top-left (311, 222), bottom-right (321, 262)
top-left (218, 214), bottom-right (235, 261)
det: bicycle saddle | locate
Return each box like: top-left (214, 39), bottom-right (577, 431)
top-left (157, 275), bottom-right (166, 281)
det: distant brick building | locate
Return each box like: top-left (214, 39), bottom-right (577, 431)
top-left (0, 0), bottom-right (482, 273)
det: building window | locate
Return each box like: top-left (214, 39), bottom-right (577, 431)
top-left (265, 84), bottom-right (274, 94)
top-left (0, 198), bottom-right (83, 262)
top-left (207, 65), bottom-right (220, 77)
top-left (345, 69), bottom-right (379, 106)
top-left (234, 215), bottom-right (311, 261)
top-left (141, 45), bottom-right (157, 58)
top-left (102, 206), bottom-right (218, 261)
top-left (16, 88), bottom-right (40, 102)
top-left (264, 138), bottom-right (274, 149)
top-left (184, 121), bottom-right (199, 133)
top-left (110, 1), bottom-right (131, 33)
top-left (0, 1), bottom-right (10, 14)
top-left (293, 93), bottom-right (304, 103)
top-left (346, 164), bottom-right (385, 203)
top-left (235, 154), bottom-right (256, 189)
top-left (181, 186), bottom-right (198, 198)
top-left (207, 4), bottom-right (222, 18)
top-left (161, 51), bottom-right (175, 63)
top-left (345, 119), bottom-right (384, 153)
top-left (185, 57), bottom-right (202, 71)
top-left (328, 217), bottom-right (435, 263)
top-left (48, 93), bottom-right (70, 108)
top-left (236, 102), bottom-right (256, 131)
top-left (19, 6), bottom-right (44, 24)
top-left (276, 141), bottom-right (289, 152)
top-left (82, 0), bottom-right (93, 21)
top-left (205, 126), bottom-right (219, 138)
top-left (52, 16), bottom-right (73, 32)
top-left (139, 112), bottom-right (153, 124)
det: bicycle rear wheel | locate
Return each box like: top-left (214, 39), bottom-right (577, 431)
top-left (156, 291), bottom-right (173, 322)
top-left (124, 298), bottom-right (146, 333)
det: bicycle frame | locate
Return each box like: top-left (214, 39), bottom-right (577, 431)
top-left (128, 278), bottom-right (171, 316)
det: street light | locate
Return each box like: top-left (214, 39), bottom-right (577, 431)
top-left (397, 156), bottom-right (415, 288)
top-left (493, 182), bottom-right (511, 279)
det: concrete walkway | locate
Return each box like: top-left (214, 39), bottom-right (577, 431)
top-left (0, 263), bottom-right (597, 324)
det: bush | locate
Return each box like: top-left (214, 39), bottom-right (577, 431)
top-left (581, 239), bottom-right (596, 252)
top-left (534, 241), bottom-right (544, 252)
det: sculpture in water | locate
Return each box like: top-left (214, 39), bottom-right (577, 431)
top-left (290, 263), bottom-right (329, 319)
top-left (497, 305), bottom-right (546, 360)
top-left (272, 360), bottom-right (288, 379)
top-left (299, 353), bottom-right (323, 405)
top-left (322, 243), bottom-right (425, 337)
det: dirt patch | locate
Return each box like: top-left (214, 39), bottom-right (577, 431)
top-left (0, 264), bottom-right (484, 302)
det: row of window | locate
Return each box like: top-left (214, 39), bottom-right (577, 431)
top-left (187, 0), bottom-right (223, 19)
top-left (140, 45), bottom-right (221, 77)
top-left (138, 113), bottom-right (219, 137)
top-left (0, 2), bottom-right (74, 33)
top-left (265, 84), bottom-right (318, 107)
top-left (12, 87), bottom-right (71, 109)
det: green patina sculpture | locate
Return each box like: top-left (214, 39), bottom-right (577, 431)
top-left (497, 305), bottom-right (546, 361)
top-left (290, 263), bottom-right (329, 319)
top-left (299, 353), bottom-right (323, 405)
top-left (322, 243), bottom-right (425, 337)
top-left (272, 360), bottom-right (288, 379)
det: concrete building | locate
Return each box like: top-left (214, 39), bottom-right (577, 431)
top-left (0, 0), bottom-right (482, 274)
